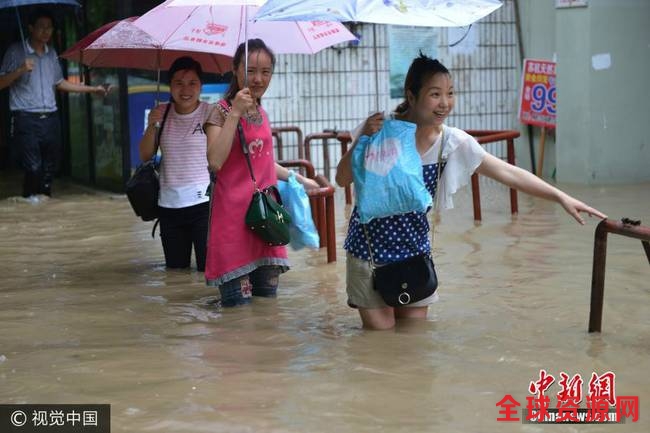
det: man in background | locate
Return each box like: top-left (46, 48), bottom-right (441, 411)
top-left (0, 8), bottom-right (107, 200)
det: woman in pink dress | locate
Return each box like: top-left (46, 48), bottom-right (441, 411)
top-left (205, 39), bottom-right (317, 307)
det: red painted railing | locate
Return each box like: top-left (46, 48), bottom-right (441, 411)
top-left (272, 126), bottom-right (304, 161)
top-left (588, 218), bottom-right (650, 332)
top-left (465, 129), bottom-right (520, 221)
top-left (278, 159), bottom-right (336, 263)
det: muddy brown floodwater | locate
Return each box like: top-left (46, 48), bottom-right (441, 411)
top-left (1, 175), bottom-right (648, 433)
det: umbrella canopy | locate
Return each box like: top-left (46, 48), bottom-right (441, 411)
top-left (256, 0), bottom-right (502, 110)
top-left (133, 0), bottom-right (357, 56)
top-left (61, 17), bottom-right (232, 74)
top-left (164, 0), bottom-right (265, 5)
top-left (255, 0), bottom-right (503, 27)
top-left (60, 18), bottom-right (124, 64)
top-left (0, 0), bottom-right (80, 53)
top-left (0, 0), bottom-right (78, 7)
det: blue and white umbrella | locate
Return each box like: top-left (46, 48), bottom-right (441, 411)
top-left (0, 0), bottom-right (80, 53)
top-left (255, 0), bottom-right (502, 108)
top-left (255, 0), bottom-right (502, 27)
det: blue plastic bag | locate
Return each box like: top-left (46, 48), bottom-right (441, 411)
top-left (277, 171), bottom-right (320, 250)
top-left (352, 118), bottom-right (432, 223)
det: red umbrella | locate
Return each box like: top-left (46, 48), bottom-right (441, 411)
top-left (60, 18), bottom-right (126, 65)
top-left (60, 16), bottom-right (231, 74)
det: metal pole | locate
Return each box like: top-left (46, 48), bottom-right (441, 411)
top-left (14, 6), bottom-right (29, 54)
top-left (372, 24), bottom-right (380, 111)
top-left (244, 5), bottom-right (248, 87)
top-left (588, 219), bottom-right (650, 332)
top-left (513, 0), bottom-right (537, 174)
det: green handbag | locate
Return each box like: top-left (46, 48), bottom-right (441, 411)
top-left (245, 185), bottom-right (292, 246)
top-left (238, 123), bottom-right (291, 246)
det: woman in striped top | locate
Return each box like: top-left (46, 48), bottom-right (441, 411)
top-left (139, 56), bottom-right (218, 272)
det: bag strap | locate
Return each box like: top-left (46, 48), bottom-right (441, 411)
top-left (222, 99), bottom-right (258, 189)
top-left (153, 102), bottom-right (172, 157)
top-left (239, 122), bottom-right (257, 188)
top-left (148, 103), bottom-right (172, 235)
top-left (151, 218), bottom-right (160, 239)
top-left (429, 125), bottom-right (446, 247)
top-left (363, 126), bottom-right (446, 269)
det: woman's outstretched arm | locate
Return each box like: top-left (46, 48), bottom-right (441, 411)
top-left (475, 153), bottom-right (607, 224)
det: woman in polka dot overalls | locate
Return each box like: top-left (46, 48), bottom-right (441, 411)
top-left (336, 54), bottom-right (606, 330)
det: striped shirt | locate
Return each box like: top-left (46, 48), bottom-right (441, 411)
top-left (158, 101), bottom-right (216, 208)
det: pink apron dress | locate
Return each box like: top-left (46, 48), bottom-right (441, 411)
top-left (205, 101), bottom-right (289, 286)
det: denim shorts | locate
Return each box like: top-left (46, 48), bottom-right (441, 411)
top-left (218, 265), bottom-right (282, 307)
top-left (346, 253), bottom-right (439, 309)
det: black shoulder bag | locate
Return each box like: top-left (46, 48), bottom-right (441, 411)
top-left (125, 103), bottom-right (171, 222)
top-left (363, 127), bottom-right (446, 307)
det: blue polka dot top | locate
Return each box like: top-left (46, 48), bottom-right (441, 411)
top-left (344, 162), bottom-right (446, 264)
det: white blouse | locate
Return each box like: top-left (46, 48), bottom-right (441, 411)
top-left (421, 125), bottom-right (487, 210)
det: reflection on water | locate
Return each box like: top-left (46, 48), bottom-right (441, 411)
top-left (1, 176), bottom-right (649, 432)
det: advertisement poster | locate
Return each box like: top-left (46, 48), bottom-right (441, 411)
top-left (518, 59), bottom-right (557, 128)
top-left (388, 26), bottom-right (438, 98)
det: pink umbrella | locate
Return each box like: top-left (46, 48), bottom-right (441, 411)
top-left (60, 16), bottom-right (232, 74)
top-left (133, 0), bottom-right (357, 58)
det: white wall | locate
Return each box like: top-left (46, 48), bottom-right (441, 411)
top-left (556, 0), bottom-right (650, 184)
top-left (520, 0), bottom-right (650, 184)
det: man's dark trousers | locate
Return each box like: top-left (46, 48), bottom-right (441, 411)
top-left (12, 111), bottom-right (61, 197)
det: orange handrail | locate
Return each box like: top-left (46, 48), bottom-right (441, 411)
top-left (303, 132), bottom-right (338, 181)
top-left (466, 129), bottom-right (520, 221)
top-left (272, 126), bottom-right (304, 161)
top-left (589, 219), bottom-right (650, 332)
top-left (278, 159), bottom-right (337, 263)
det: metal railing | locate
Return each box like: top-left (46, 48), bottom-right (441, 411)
top-left (465, 129), bottom-right (520, 221)
top-left (304, 131), bottom-right (338, 182)
top-left (272, 126), bottom-right (304, 161)
top-left (278, 159), bottom-right (337, 263)
top-left (588, 218), bottom-right (650, 333)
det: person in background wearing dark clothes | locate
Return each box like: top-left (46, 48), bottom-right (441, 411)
top-left (0, 8), bottom-right (107, 201)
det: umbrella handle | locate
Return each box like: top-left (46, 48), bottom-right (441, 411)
top-left (15, 6), bottom-right (28, 54)
top-left (372, 24), bottom-right (379, 111)
top-left (244, 5), bottom-right (248, 88)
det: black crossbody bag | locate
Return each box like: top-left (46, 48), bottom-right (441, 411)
top-left (125, 103), bottom-right (171, 222)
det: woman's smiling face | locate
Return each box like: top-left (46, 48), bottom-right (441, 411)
top-left (170, 69), bottom-right (201, 114)
top-left (235, 49), bottom-right (274, 100)
top-left (409, 72), bottom-right (455, 127)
